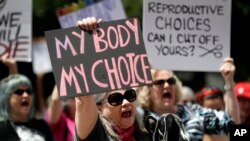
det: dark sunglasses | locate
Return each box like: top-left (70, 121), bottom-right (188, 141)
top-left (14, 89), bottom-right (32, 96)
top-left (105, 89), bottom-right (137, 106)
top-left (153, 77), bottom-right (176, 86)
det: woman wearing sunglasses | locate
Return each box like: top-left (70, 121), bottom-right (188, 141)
top-left (75, 17), bottom-right (152, 141)
top-left (75, 88), bottom-right (152, 141)
top-left (0, 74), bottom-right (54, 141)
top-left (137, 58), bottom-right (241, 141)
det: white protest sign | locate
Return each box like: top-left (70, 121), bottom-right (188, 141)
top-left (32, 37), bottom-right (52, 74)
top-left (0, 0), bottom-right (32, 62)
top-left (58, 0), bottom-right (126, 28)
top-left (143, 0), bottom-right (231, 72)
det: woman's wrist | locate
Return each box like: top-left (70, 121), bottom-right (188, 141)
top-left (224, 82), bottom-right (235, 91)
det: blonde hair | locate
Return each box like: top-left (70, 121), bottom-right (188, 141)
top-left (100, 113), bottom-right (148, 140)
top-left (137, 69), bottom-right (183, 110)
top-left (100, 116), bottom-right (120, 140)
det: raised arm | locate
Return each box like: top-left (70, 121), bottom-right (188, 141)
top-left (0, 52), bottom-right (18, 75)
top-left (47, 85), bottom-right (63, 123)
top-left (36, 73), bottom-right (47, 116)
top-left (75, 17), bottom-right (102, 140)
top-left (220, 57), bottom-right (241, 124)
top-left (75, 95), bottom-right (98, 139)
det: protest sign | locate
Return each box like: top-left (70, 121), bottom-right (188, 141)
top-left (85, 0), bottom-right (103, 5)
top-left (58, 0), bottom-right (126, 28)
top-left (0, 0), bottom-right (32, 62)
top-left (32, 37), bottom-right (52, 74)
top-left (143, 0), bottom-right (231, 72)
top-left (45, 18), bottom-right (152, 99)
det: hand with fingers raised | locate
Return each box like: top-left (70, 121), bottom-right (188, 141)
top-left (0, 52), bottom-right (18, 75)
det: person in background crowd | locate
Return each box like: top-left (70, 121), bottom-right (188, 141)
top-left (234, 82), bottom-right (250, 125)
top-left (196, 87), bottom-right (225, 111)
top-left (1, 54), bottom-right (51, 118)
top-left (137, 57), bottom-right (241, 141)
top-left (178, 86), bottom-right (195, 105)
top-left (46, 86), bottom-right (75, 141)
top-left (195, 87), bottom-right (227, 141)
top-left (0, 74), bottom-right (54, 141)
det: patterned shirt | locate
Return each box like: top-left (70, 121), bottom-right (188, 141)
top-left (137, 102), bottom-right (234, 141)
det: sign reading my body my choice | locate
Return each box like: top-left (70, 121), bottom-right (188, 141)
top-left (45, 18), bottom-right (152, 99)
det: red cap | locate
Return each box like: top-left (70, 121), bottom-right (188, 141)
top-left (234, 82), bottom-right (250, 99)
top-left (195, 87), bottom-right (223, 102)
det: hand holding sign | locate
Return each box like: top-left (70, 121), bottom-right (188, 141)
top-left (45, 17), bottom-right (152, 99)
top-left (77, 17), bottom-right (103, 30)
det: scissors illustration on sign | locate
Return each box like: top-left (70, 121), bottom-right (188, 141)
top-left (199, 44), bottom-right (223, 58)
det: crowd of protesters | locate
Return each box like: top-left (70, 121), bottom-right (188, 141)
top-left (0, 15), bottom-right (249, 141)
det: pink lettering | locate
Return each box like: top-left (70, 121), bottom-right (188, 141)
top-left (117, 25), bottom-right (130, 47)
top-left (93, 29), bottom-right (108, 53)
top-left (104, 57), bottom-right (121, 89)
top-left (107, 26), bottom-right (119, 49)
top-left (92, 19), bottom-right (140, 53)
top-left (60, 67), bottom-right (81, 96)
top-left (140, 54), bottom-right (152, 84)
top-left (72, 31), bottom-right (85, 54)
top-left (91, 53), bottom-right (151, 90)
top-left (74, 64), bottom-right (89, 93)
top-left (117, 56), bottom-right (130, 85)
top-left (133, 55), bottom-right (144, 83)
top-left (55, 36), bottom-right (77, 59)
top-left (126, 19), bottom-right (139, 45)
top-left (126, 53), bottom-right (138, 86)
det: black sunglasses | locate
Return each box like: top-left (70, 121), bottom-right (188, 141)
top-left (153, 77), bottom-right (176, 86)
top-left (14, 89), bottom-right (32, 96)
top-left (105, 89), bottom-right (137, 106)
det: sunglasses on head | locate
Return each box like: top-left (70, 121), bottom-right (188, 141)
top-left (14, 89), bottom-right (32, 96)
top-left (103, 89), bottom-right (137, 106)
top-left (153, 77), bottom-right (176, 86)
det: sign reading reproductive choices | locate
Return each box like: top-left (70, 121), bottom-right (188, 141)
top-left (143, 0), bottom-right (231, 72)
top-left (45, 18), bottom-right (152, 99)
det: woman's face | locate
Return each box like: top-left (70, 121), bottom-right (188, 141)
top-left (9, 85), bottom-right (33, 122)
top-left (150, 70), bottom-right (176, 112)
top-left (203, 98), bottom-right (225, 111)
top-left (101, 89), bottom-right (137, 129)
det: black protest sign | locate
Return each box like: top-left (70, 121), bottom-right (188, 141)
top-left (45, 18), bottom-right (152, 99)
